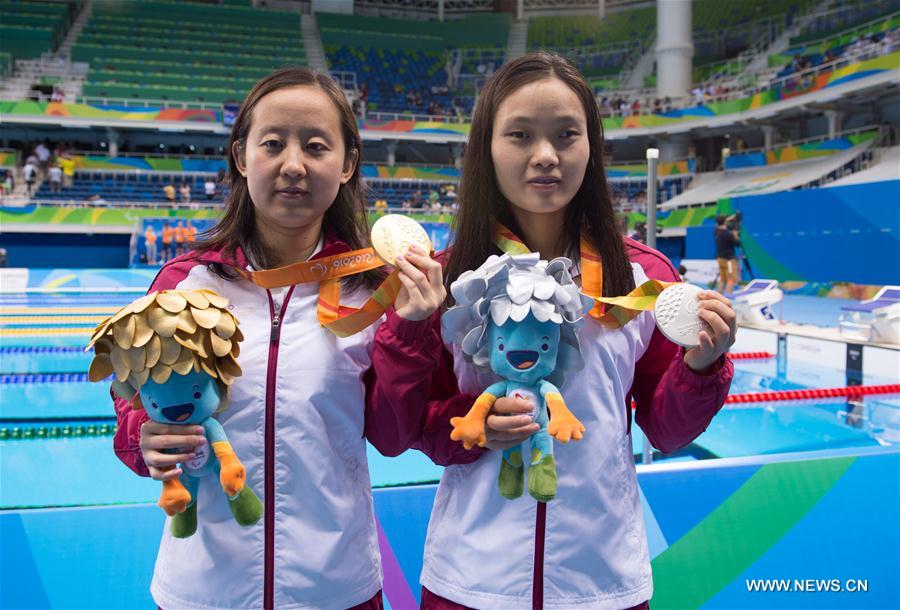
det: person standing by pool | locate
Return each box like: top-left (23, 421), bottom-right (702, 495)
top-left (715, 214), bottom-right (741, 295)
top-left (378, 53), bottom-right (736, 610)
top-left (110, 67), bottom-right (449, 610)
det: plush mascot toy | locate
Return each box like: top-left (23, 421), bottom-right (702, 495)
top-left (442, 254), bottom-right (595, 502)
top-left (86, 289), bottom-right (262, 537)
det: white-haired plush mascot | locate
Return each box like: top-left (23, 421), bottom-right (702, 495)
top-left (442, 254), bottom-right (595, 502)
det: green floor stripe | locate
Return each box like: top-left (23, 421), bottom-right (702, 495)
top-left (650, 456), bottom-right (855, 609)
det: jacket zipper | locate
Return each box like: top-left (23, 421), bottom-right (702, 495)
top-left (533, 501), bottom-right (547, 610)
top-left (264, 286), bottom-right (295, 610)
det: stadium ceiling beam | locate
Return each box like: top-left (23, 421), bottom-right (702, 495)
top-left (802, 101), bottom-right (873, 114)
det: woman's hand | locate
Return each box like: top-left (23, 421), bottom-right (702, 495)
top-left (683, 290), bottom-right (737, 373)
top-left (392, 245), bottom-right (446, 321)
top-left (139, 420), bottom-right (207, 480)
top-left (485, 397), bottom-right (539, 451)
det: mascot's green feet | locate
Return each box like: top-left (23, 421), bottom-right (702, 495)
top-left (528, 452), bottom-right (557, 502)
top-left (169, 487), bottom-right (262, 538)
top-left (171, 503), bottom-right (198, 538)
top-left (498, 451), bottom-right (525, 499)
top-left (228, 486), bottom-right (263, 526)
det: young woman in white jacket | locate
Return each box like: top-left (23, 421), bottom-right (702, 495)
top-left (112, 68), bottom-right (446, 610)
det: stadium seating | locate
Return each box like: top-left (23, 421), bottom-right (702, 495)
top-left (74, 0), bottom-right (305, 103)
top-left (319, 11), bottom-right (509, 115)
top-left (33, 172), bottom-right (229, 204)
top-left (692, 0), bottom-right (819, 62)
top-left (0, 0), bottom-right (78, 60)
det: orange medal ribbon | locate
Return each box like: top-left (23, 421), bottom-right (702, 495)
top-left (494, 224), bottom-right (671, 328)
top-left (236, 247), bottom-right (404, 338)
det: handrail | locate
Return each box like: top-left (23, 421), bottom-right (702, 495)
top-left (74, 96), bottom-right (227, 110)
top-left (21, 199), bottom-right (225, 210)
top-left (70, 150), bottom-right (225, 160)
top-left (363, 110), bottom-right (469, 124)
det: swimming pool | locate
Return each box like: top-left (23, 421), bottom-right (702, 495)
top-left (2, 287), bottom-right (898, 610)
top-left (2, 290), bottom-right (896, 511)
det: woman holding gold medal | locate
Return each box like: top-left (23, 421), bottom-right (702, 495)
top-left (110, 68), bottom-right (447, 610)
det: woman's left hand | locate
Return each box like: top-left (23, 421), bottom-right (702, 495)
top-left (683, 290), bottom-right (737, 373)
top-left (392, 245), bottom-right (446, 321)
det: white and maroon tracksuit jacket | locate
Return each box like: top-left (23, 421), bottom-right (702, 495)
top-left (112, 236), bottom-right (452, 610)
top-left (376, 237), bottom-right (734, 610)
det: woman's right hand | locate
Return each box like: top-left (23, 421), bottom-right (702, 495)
top-left (485, 397), bottom-right (540, 451)
top-left (139, 420), bottom-right (207, 480)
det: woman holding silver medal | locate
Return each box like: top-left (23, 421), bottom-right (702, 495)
top-left (377, 52), bottom-right (738, 610)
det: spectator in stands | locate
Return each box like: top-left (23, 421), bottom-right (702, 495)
top-left (630, 220), bottom-right (647, 243)
top-left (185, 219), bottom-right (197, 244)
top-left (117, 66), bottom-right (444, 610)
top-left (204, 177), bottom-right (217, 201)
top-left (692, 85), bottom-right (704, 106)
top-left (58, 154), bottom-right (75, 188)
top-left (411, 189), bottom-right (424, 209)
top-left (23, 158), bottom-right (37, 197)
top-left (160, 220), bottom-right (174, 261)
top-left (216, 167), bottom-right (226, 185)
top-left (174, 220), bottom-right (187, 256)
top-left (0, 247), bottom-right (7, 268)
top-left (374, 197), bottom-right (388, 214)
top-left (144, 225), bottom-right (158, 265)
top-left (85, 194), bottom-right (107, 205)
top-left (179, 182), bottom-right (191, 204)
top-left (35, 141), bottom-right (51, 176)
top-left (50, 87), bottom-right (64, 103)
top-left (0, 172), bottom-right (12, 201)
top-left (162, 183), bottom-right (176, 203)
top-left (48, 163), bottom-right (63, 193)
top-left (715, 214), bottom-right (741, 295)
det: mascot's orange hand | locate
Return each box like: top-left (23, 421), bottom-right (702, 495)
top-left (450, 393), bottom-right (497, 449)
top-left (546, 393), bottom-right (585, 444)
top-left (213, 441), bottom-right (246, 496)
top-left (450, 415), bottom-right (488, 450)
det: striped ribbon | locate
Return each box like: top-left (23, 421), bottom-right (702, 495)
top-left (236, 247), bottom-right (404, 338)
top-left (493, 224), bottom-right (673, 328)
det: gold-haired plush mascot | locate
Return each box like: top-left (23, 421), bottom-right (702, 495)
top-left (87, 289), bottom-right (262, 538)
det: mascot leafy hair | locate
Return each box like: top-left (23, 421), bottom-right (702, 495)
top-left (87, 289), bottom-right (261, 537)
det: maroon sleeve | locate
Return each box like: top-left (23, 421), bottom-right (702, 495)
top-left (111, 257), bottom-right (199, 476)
top-left (364, 307), bottom-right (486, 466)
top-left (113, 393), bottom-right (150, 476)
top-left (624, 238), bottom-right (734, 454)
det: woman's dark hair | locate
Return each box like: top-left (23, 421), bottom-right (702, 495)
top-left (196, 67), bottom-right (380, 290)
top-left (445, 51), bottom-right (635, 299)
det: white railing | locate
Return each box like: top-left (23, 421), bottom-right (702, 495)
top-left (74, 95), bottom-right (226, 110)
top-left (24, 199), bottom-right (224, 210)
top-left (71, 149), bottom-right (225, 161)
top-left (364, 110), bottom-right (469, 124)
top-left (21, 199), bottom-right (459, 216)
